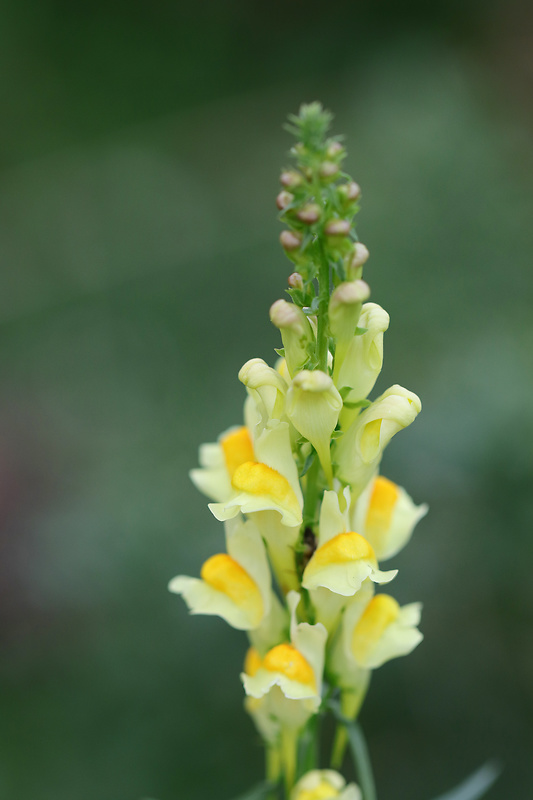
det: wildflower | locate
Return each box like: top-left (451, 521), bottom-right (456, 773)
top-left (286, 370), bottom-right (342, 485)
top-left (209, 420), bottom-right (303, 527)
top-left (168, 516), bottom-right (272, 630)
top-left (351, 474), bottom-right (428, 560)
top-left (335, 384), bottom-right (422, 497)
top-left (302, 490), bottom-right (396, 597)
top-left (291, 770), bottom-right (361, 800)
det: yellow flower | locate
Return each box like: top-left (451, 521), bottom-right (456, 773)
top-left (209, 420), bottom-right (303, 527)
top-left (168, 516), bottom-right (272, 630)
top-left (329, 589), bottom-right (423, 687)
top-left (291, 770), bottom-right (361, 800)
top-left (302, 490), bottom-right (396, 598)
top-left (286, 370), bottom-right (342, 485)
top-left (241, 592), bottom-right (327, 729)
top-left (335, 385), bottom-right (421, 498)
top-left (351, 475), bottom-right (428, 560)
top-left (337, 303), bottom-right (389, 429)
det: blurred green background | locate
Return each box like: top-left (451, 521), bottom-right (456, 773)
top-left (1, 1), bottom-right (532, 798)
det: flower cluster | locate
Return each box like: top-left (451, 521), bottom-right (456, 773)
top-left (170, 103), bottom-right (427, 799)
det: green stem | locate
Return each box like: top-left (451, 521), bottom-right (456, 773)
top-left (316, 240), bottom-right (330, 373)
top-left (302, 454), bottom-right (320, 529)
top-left (331, 674), bottom-right (371, 768)
top-left (347, 721), bottom-right (377, 800)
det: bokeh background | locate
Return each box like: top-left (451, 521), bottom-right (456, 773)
top-left (1, 1), bottom-right (532, 798)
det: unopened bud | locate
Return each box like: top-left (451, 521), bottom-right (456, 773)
top-left (280, 230), bottom-right (302, 251)
top-left (270, 300), bottom-right (313, 378)
top-left (296, 204), bottom-right (321, 224)
top-left (327, 141), bottom-right (344, 158)
top-left (351, 243), bottom-right (369, 268)
top-left (330, 280), bottom-right (371, 384)
top-left (276, 191), bottom-right (294, 211)
top-left (325, 219), bottom-right (351, 237)
top-left (338, 181), bottom-right (361, 203)
top-left (269, 299), bottom-right (302, 330)
top-left (288, 272), bottom-right (304, 290)
top-left (319, 161), bottom-right (339, 179)
top-left (280, 170), bottom-right (303, 189)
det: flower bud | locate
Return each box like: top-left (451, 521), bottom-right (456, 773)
top-left (269, 299), bottom-right (314, 378)
top-left (338, 181), bottom-right (361, 203)
top-left (337, 302), bottom-right (389, 428)
top-left (286, 370), bottom-right (342, 485)
top-left (325, 219), bottom-right (351, 237)
top-left (346, 242), bottom-right (369, 280)
top-left (327, 141), bottom-right (344, 158)
top-left (239, 357), bottom-right (287, 425)
top-left (280, 170), bottom-right (303, 189)
top-left (320, 161), bottom-right (340, 180)
top-left (276, 190), bottom-right (294, 210)
top-left (329, 280), bottom-right (371, 384)
top-left (296, 203), bottom-right (321, 224)
top-left (291, 770), bottom-right (361, 800)
top-left (288, 272), bottom-right (304, 290)
top-left (280, 230), bottom-right (302, 251)
top-left (335, 385), bottom-right (422, 497)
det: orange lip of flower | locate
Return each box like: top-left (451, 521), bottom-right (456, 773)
top-left (231, 461), bottom-right (300, 517)
top-left (262, 643), bottom-right (316, 691)
top-left (200, 553), bottom-right (263, 623)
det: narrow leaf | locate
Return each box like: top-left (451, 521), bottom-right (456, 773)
top-left (429, 762), bottom-right (501, 800)
top-left (327, 701), bottom-right (376, 800)
top-left (274, 348), bottom-right (285, 358)
top-left (355, 326), bottom-right (368, 335)
top-left (343, 399), bottom-right (372, 410)
top-left (229, 781), bottom-right (278, 800)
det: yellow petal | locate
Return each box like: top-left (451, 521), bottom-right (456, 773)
top-left (365, 476), bottom-right (399, 539)
top-left (296, 782), bottom-right (339, 800)
top-left (232, 461), bottom-right (301, 520)
top-left (244, 646), bottom-right (263, 677)
top-left (221, 426), bottom-right (255, 478)
top-left (351, 594), bottom-right (399, 663)
top-left (310, 531), bottom-right (376, 568)
top-left (201, 554), bottom-right (263, 622)
top-left (263, 643), bottom-right (316, 692)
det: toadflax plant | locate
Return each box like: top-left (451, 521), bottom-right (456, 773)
top-left (168, 104), bottom-right (499, 800)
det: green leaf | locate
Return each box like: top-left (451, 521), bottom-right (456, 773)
top-left (355, 326), bottom-right (368, 336)
top-left (331, 429), bottom-right (344, 439)
top-left (274, 348), bottom-right (285, 358)
top-left (339, 385), bottom-right (354, 399)
top-left (327, 701), bottom-right (376, 800)
top-left (229, 781), bottom-right (278, 800)
top-left (299, 452), bottom-right (316, 478)
top-left (429, 762), bottom-right (501, 800)
top-left (343, 399), bottom-right (372, 410)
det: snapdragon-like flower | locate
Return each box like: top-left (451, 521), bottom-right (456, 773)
top-left (337, 302), bottom-right (390, 429)
top-left (351, 474), bottom-right (428, 560)
top-left (210, 420), bottom-right (304, 527)
top-left (302, 490), bottom-right (396, 597)
top-left (335, 384), bottom-right (421, 497)
top-left (290, 770), bottom-right (361, 800)
top-left (242, 592), bottom-right (327, 729)
top-left (169, 516), bottom-right (272, 630)
top-left (286, 370), bottom-right (342, 485)
top-left (330, 589), bottom-right (423, 688)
